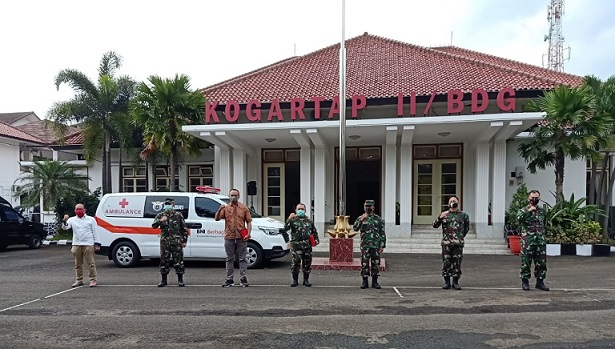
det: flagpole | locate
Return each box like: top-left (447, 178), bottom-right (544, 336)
top-left (338, 0), bottom-right (347, 216)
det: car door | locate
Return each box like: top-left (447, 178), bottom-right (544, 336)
top-left (0, 205), bottom-right (23, 245)
top-left (191, 197), bottom-right (226, 258)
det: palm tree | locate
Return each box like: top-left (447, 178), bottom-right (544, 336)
top-left (13, 161), bottom-right (90, 210)
top-left (131, 74), bottom-right (208, 191)
top-left (48, 51), bottom-right (136, 194)
top-left (519, 85), bottom-right (614, 203)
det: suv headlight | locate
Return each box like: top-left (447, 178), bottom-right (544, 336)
top-left (258, 226), bottom-right (279, 235)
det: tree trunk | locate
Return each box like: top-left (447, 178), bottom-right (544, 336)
top-left (119, 147), bottom-right (123, 192)
top-left (169, 146), bottom-right (176, 191)
top-left (602, 166), bottom-right (615, 239)
top-left (554, 149), bottom-right (565, 203)
top-left (589, 159), bottom-right (598, 205)
top-left (104, 131), bottom-right (112, 194)
top-left (596, 152), bottom-right (609, 207)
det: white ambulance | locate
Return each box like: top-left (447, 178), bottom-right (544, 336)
top-left (94, 187), bottom-right (289, 268)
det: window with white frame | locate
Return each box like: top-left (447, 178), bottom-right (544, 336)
top-left (155, 166), bottom-right (180, 191)
top-left (188, 165), bottom-right (214, 192)
top-left (122, 166), bottom-right (147, 192)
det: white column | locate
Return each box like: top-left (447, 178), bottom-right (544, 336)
top-left (313, 147), bottom-right (327, 235)
top-left (219, 147), bottom-right (232, 193)
top-left (232, 149), bottom-right (246, 202)
top-left (491, 142), bottom-right (507, 226)
top-left (300, 146), bottom-right (312, 215)
top-left (399, 126), bottom-right (415, 235)
top-left (474, 142), bottom-right (490, 238)
top-left (384, 126), bottom-right (397, 228)
top-left (213, 146), bottom-right (221, 189)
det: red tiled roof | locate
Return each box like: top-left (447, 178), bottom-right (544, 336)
top-left (0, 112), bottom-right (37, 124)
top-left (63, 131), bottom-right (84, 145)
top-left (202, 33), bottom-right (584, 104)
top-left (0, 121), bottom-right (45, 144)
top-left (15, 120), bottom-right (81, 144)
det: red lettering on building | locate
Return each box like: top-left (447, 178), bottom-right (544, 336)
top-left (497, 88), bottom-right (516, 111)
top-left (351, 95), bottom-right (366, 118)
top-left (424, 91), bottom-right (437, 116)
top-left (397, 93), bottom-right (403, 117)
top-left (311, 96), bottom-right (325, 119)
top-left (471, 89), bottom-right (489, 113)
top-left (205, 102), bottom-right (220, 123)
top-left (290, 98), bottom-right (306, 120)
top-left (246, 99), bottom-right (261, 122)
top-left (328, 96), bottom-right (340, 119)
top-left (267, 99), bottom-right (284, 121)
top-left (225, 100), bottom-right (240, 122)
top-left (447, 89), bottom-right (464, 114)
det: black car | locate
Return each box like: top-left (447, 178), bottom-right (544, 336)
top-left (0, 201), bottom-right (46, 250)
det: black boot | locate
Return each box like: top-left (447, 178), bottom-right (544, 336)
top-left (452, 277), bottom-right (461, 290)
top-left (535, 278), bottom-right (550, 291)
top-left (521, 278), bottom-right (530, 291)
top-left (157, 274), bottom-right (167, 287)
top-left (360, 276), bottom-right (369, 289)
top-left (371, 276), bottom-right (381, 289)
top-left (291, 272), bottom-right (299, 287)
top-left (303, 272), bottom-right (312, 287)
top-left (442, 277), bottom-right (451, 289)
top-left (177, 273), bottom-right (185, 287)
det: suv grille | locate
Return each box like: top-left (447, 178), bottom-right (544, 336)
top-left (279, 228), bottom-right (289, 243)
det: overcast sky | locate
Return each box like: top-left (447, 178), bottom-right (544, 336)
top-left (1, 0), bottom-right (613, 119)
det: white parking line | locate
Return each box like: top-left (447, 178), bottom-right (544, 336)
top-left (44, 287), bottom-right (81, 299)
top-left (393, 287), bottom-right (404, 298)
top-left (0, 298), bottom-right (40, 313)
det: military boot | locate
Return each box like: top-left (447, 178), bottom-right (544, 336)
top-left (303, 272), bottom-right (312, 287)
top-left (452, 277), bottom-right (461, 290)
top-left (177, 273), bottom-right (185, 287)
top-left (521, 278), bottom-right (530, 291)
top-left (157, 274), bottom-right (167, 287)
top-left (371, 276), bottom-right (381, 289)
top-left (291, 272), bottom-right (299, 287)
top-left (535, 278), bottom-right (550, 291)
top-left (442, 277), bottom-right (451, 290)
top-left (360, 276), bottom-right (369, 289)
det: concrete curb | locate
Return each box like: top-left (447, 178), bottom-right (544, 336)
top-left (43, 240), bottom-right (72, 245)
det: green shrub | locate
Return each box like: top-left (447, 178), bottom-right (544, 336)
top-left (505, 184), bottom-right (529, 234)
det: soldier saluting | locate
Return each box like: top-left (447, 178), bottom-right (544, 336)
top-left (517, 190), bottom-right (549, 291)
top-left (152, 198), bottom-right (188, 287)
top-left (285, 202), bottom-right (320, 287)
top-left (433, 196), bottom-right (469, 290)
top-left (353, 199), bottom-right (386, 289)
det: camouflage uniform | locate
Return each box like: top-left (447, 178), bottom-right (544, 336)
top-left (517, 205), bottom-right (547, 280)
top-left (433, 211), bottom-right (470, 278)
top-left (352, 201), bottom-right (386, 278)
top-left (152, 209), bottom-right (188, 275)
top-left (285, 216), bottom-right (319, 274)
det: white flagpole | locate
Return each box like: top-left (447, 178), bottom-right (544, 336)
top-left (338, 0), bottom-right (347, 216)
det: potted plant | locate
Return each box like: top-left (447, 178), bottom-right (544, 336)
top-left (504, 184), bottom-right (529, 254)
top-left (573, 221), bottom-right (602, 256)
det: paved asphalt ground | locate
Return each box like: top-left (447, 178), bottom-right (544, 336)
top-left (1, 245), bottom-right (615, 349)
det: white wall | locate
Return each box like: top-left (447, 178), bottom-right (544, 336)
top-left (0, 141), bottom-right (21, 206)
top-left (505, 139), bottom-right (586, 208)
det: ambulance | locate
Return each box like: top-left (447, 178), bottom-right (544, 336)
top-left (94, 186), bottom-right (289, 268)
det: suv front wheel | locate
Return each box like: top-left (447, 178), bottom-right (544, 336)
top-left (246, 242), bottom-right (264, 269)
top-left (28, 234), bottom-right (42, 249)
top-left (112, 240), bottom-right (141, 268)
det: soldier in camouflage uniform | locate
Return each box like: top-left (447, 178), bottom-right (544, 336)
top-left (517, 190), bottom-right (549, 291)
top-left (152, 198), bottom-right (188, 287)
top-left (285, 202), bottom-right (320, 287)
top-left (433, 195), bottom-right (469, 290)
top-left (353, 200), bottom-right (386, 289)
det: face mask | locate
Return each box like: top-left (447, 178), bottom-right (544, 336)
top-left (450, 202), bottom-right (458, 209)
top-left (75, 209), bottom-right (85, 218)
top-left (230, 196), bottom-right (239, 203)
top-left (297, 209), bottom-right (305, 217)
top-left (163, 204), bottom-right (172, 211)
top-left (365, 208), bottom-right (373, 214)
top-left (530, 198), bottom-right (540, 205)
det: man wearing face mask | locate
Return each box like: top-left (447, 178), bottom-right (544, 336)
top-left (215, 189), bottom-right (252, 287)
top-left (353, 200), bottom-right (386, 289)
top-left (61, 203), bottom-right (101, 287)
top-left (286, 203), bottom-right (320, 287)
top-left (433, 196), bottom-right (469, 290)
top-left (152, 198), bottom-right (188, 287)
top-left (517, 190), bottom-right (549, 291)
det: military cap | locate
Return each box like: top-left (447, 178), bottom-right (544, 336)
top-left (164, 197), bottom-right (174, 204)
top-left (364, 200), bottom-right (375, 206)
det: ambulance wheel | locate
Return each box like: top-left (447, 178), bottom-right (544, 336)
top-left (246, 242), bottom-right (264, 269)
top-left (112, 241), bottom-right (141, 268)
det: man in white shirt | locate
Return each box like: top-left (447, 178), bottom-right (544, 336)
top-left (61, 203), bottom-right (101, 287)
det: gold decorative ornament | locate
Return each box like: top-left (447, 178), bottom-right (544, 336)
top-left (327, 215), bottom-right (357, 238)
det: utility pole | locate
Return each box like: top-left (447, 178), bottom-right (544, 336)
top-left (543, 0), bottom-right (570, 71)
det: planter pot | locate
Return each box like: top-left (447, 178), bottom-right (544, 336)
top-left (560, 244), bottom-right (576, 256)
top-left (546, 244), bottom-right (561, 256)
top-left (576, 244), bottom-right (592, 256)
top-left (591, 244), bottom-right (611, 257)
top-left (508, 235), bottom-right (521, 255)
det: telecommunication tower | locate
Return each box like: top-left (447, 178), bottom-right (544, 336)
top-left (543, 0), bottom-right (570, 71)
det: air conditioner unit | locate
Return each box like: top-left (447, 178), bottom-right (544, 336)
top-left (11, 185), bottom-right (21, 192)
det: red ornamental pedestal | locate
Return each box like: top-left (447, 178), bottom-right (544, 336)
top-left (311, 237), bottom-right (386, 271)
top-left (329, 238), bottom-right (354, 263)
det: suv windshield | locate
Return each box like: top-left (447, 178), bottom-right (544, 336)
top-left (219, 198), bottom-right (262, 218)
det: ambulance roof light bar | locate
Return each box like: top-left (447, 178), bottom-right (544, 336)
top-left (195, 186), bottom-right (221, 194)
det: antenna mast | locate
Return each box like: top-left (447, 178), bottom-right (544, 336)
top-left (543, 0), bottom-right (569, 71)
